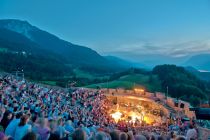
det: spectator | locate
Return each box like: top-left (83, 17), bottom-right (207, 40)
top-left (119, 132), bottom-right (128, 140)
top-left (0, 110), bottom-right (12, 130)
top-left (110, 130), bottom-right (120, 140)
top-left (14, 115), bottom-right (31, 140)
top-left (36, 117), bottom-right (50, 140)
top-left (64, 120), bottom-right (74, 134)
top-left (21, 132), bottom-right (37, 140)
top-left (176, 136), bottom-right (186, 140)
top-left (0, 132), bottom-right (8, 140)
top-left (48, 133), bottom-right (60, 140)
top-left (186, 124), bottom-right (197, 140)
top-left (95, 131), bottom-right (108, 140)
top-left (135, 134), bottom-right (147, 140)
top-left (5, 112), bottom-right (22, 137)
top-left (72, 128), bottom-right (87, 140)
top-left (55, 118), bottom-right (69, 139)
top-left (0, 74), bottom-right (204, 140)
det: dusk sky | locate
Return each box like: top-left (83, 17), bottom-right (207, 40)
top-left (1, 0), bottom-right (210, 59)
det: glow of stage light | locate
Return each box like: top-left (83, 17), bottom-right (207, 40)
top-left (110, 111), bottom-right (122, 122)
top-left (129, 112), bottom-right (142, 123)
top-left (143, 116), bottom-right (153, 124)
top-left (134, 88), bottom-right (144, 92)
top-left (131, 115), bottom-right (138, 123)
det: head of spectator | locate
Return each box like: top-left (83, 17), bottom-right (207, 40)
top-left (95, 131), bottom-right (107, 140)
top-left (176, 136), bottom-right (186, 140)
top-left (48, 133), bottom-right (60, 140)
top-left (49, 120), bottom-right (57, 133)
top-left (170, 131), bottom-right (176, 139)
top-left (110, 130), bottom-right (120, 140)
top-left (150, 135), bottom-right (156, 140)
top-left (15, 112), bottom-right (23, 119)
top-left (0, 110), bottom-right (12, 130)
top-left (21, 132), bottom-right (37, 140)
top-left (135, 134), bottom-right (147, 140)
top-left (189, 124), bottom-right (194, 129)
top-left (38, 117), bottom-right (46, 128)
top-left (57, 118), bottom-right (64, 126)
top-left (119, 132), bottom-right (128, 140)
top-left (72, 128), bottom-right (87, 140)
top-left (31, 115), bottom-right (38, 124)
top-left (157, 136), bottom-right (165, 140)
top-left (127, 131), bottom-right (135, 140)
top-left (18, 115), bottom-right (29, 126)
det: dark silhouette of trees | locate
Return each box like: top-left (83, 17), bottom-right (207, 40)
top-left (153, 64), bottom-right (209, 106)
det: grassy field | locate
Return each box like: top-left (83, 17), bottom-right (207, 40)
top-left (73, 69), bottom-right (96, 79)
top-left (73, 68), bottom-right (109, 80)
top-left (85, 74), bottom-right (162, 92)
top-left (39, 81), bottom-right (57, 86)
top-left (35, 69), bottom-right (109, 87)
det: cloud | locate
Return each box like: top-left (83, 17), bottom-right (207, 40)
top-left (167, 40), bottom-right (210, 57)
top-left (105, 39), bottom-right (210, 58)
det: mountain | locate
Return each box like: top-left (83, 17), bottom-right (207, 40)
top-left (184, 54), bottom-right (210, 71)
top-left (115, 53), bottom-right (190, 69)
top-left (0, 28), bottom-right (72, 80)
top-left (104, 56), bottom-right (146, 68)
top-left (0, 19), bottom-right (125, 73)
top-left (185, 66), bottom-right (210, 81)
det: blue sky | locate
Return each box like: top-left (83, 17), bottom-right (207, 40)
top-left (1, 0), bottom-right (210, 59)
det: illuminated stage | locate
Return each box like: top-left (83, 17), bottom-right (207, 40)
top-left (106, 95), bottom-right (169, 125)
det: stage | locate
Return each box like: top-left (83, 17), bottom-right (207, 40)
top-left (105, 94), bottom-right (169, 125)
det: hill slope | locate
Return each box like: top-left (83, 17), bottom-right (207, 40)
top-left (184, 54), bottom-right (210, 71)
top-left (0, 28), bottom-right (72, 80)
top-left (185, 66), bottom-right (210, 82)
top-left (0, 19), bottom-right (126, 73)
top-left (85, 73), bottom-right (162, 92)
top-left (153, 64), bottom-right (210, 106)
top-left (104, 56), bottom-right (146, 68)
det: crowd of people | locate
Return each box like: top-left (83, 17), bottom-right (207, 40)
top-left (0, 74), bottom-right (199, 140)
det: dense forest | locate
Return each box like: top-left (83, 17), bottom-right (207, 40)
top-left (108, 68), bottom-right (149, 81)
top-left (153, 64), bottom-right (210, 106)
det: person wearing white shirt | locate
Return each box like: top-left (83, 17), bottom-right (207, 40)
top-left (186, 124), bottom-right (197, 140)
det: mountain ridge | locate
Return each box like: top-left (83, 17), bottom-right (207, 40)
top-left (0, 19), bottom-right (128, 73)
top-left (0, 28), bottom-right (72, 80)
top-left (185, 66), bottom-right (210, 81)
top-left (184, 53), bottom-right (210, 71)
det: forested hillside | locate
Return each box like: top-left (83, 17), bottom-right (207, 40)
top-left (153, 64), bottom-right (210, 106)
